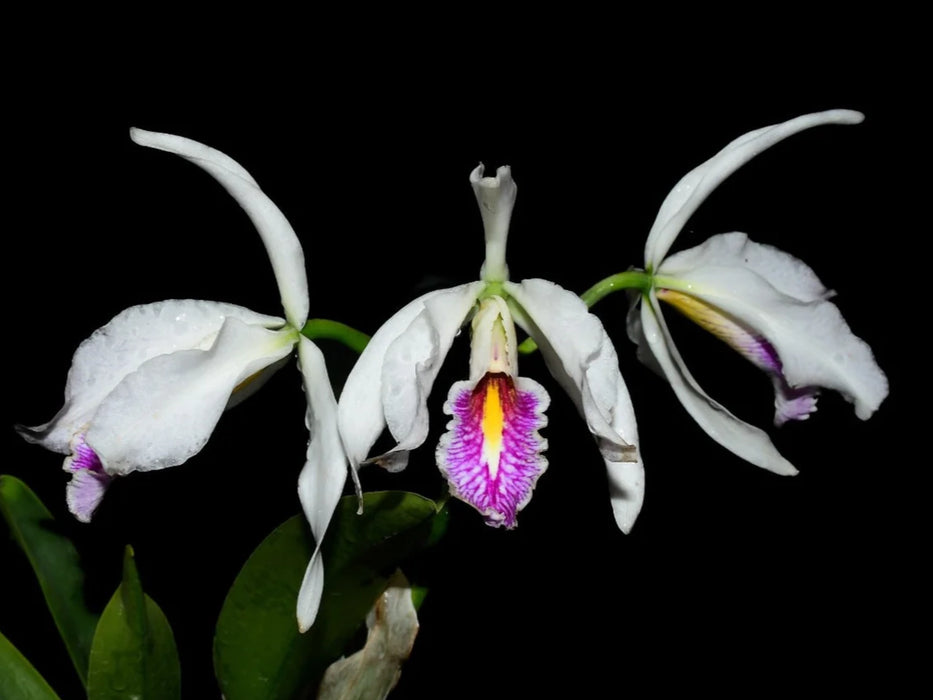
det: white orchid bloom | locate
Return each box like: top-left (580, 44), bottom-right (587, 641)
top-left (338, 164), bottom-right (643, 533)
top-left (16, 129), bottom-right (348, 631)
top-left (627, 109), bottom-right (889, 475)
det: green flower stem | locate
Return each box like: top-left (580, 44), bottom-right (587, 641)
top-left (518, 269), bottom-right (653, 354)
top-left (301, 319), bottom-right (371, 354)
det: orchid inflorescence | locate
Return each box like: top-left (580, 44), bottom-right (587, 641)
top-left (15, 109), bottom-right (888, 646)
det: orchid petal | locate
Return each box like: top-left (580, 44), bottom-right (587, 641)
top-left (640, 294), bottom-right (798, 476)
top-left (659, 233), bottom-right (888, 420)
top-left (379, 282), bottom-right (485, 469)
top-left (504, 279), bottom-right (638, 463)
top-left (471, 163), bottom-right (516, 283)
top-left (603, 372), bottom-right (644, 533)
top-left (296, 337), bottom-right (348, 632)
top-left (87, 317), bottom-right (297, 475)
top-left (644, 110), bottom-right (864, 267)
top-left (130, 128), bottom-right (310, 327)
top-left (337, 281), bottom-right (484, 470)
top-left (17, 300), bottom-right (284, 454)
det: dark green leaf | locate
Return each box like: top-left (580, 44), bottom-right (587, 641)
top-left (0, 475), bottom-right (98, 687)
top-left (214, 490), bottom-right (445, 700)
top-left (0, 630), bottom-right (62, 700)
top-left (86, 546), bottom-right (181, 700)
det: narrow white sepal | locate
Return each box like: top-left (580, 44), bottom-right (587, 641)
top-left (644, 110), bottom-right (865, 267)
top-left (471, 163), bottom-right (516, 283)
top-left (604, 372), bottom-right (645, 533)
top-left (130, 128), bottom-right (310, 328)
top-left (296, 337), bottom-right (348, 633)
top-left (641, 295), bottom-right (798, 476)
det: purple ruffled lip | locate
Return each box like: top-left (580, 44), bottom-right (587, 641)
top-left (64, 432), bottom-right (112, 523)
top-left (437, 372), bottom-right (549, 529)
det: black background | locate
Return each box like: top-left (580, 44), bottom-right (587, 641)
top-left (3, 43), bottom-right (919, 699)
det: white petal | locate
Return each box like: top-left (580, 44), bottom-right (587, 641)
top-left (659, 232), bottom-right (830, 302)
top-left (504, 279), bottom-right (637, 462)
top-left (337, 282), bottom-right (483, 469)
top-left (640, 294), bottom-right (798, 475)
top-left (471, 163), bottom-right (516, 283)
top-left (130, 128), bottom-right (310, 327)
top-left (87, 317), bottom-right (297, 475)
top-left (17, 300), bottom-right (284, 454)
top-left (380, 282), bottom-right (485, 466)
top-left (659, 234), bottom-right (888, 419)
top-left (644, 110), bottom-right (864, 267)
top-left (604, 372), bottom-right (644, 534)
top-left (296, 337), bottom-right (349, 632)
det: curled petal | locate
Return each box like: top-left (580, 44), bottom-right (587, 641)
top-left (504, 279), bottom-right (638, 463)
top-left (640, 294), bottom-right (799, 476)
top-left (296, 337), bottom-right (348, 632)
top-left (658, 233), bottom-right (888, 420)
top-left (130, 128), bottom-right (310, 327)
top-left (437, 373), bottom-right (549, 528)
top-left (338, 293), bottom-right (439, 469)
top-left (17, 300), bottom-right (284, 454)
top-left (377, 282), bottom-right (485, 470)
top-left (644, 110), bottom-right (864, 267)
top-left (88, 317), bottom-right (297, 475)
top-left (337, 281), bottom-right (483, 471)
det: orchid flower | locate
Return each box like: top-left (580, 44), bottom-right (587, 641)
top-left (16, 129), bottom-right (349, 630)
top-left (600, 109), bottom-right (888, 475)
top-left (337, 164), bottom-right (643, 533)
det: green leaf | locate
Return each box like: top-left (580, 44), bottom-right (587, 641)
top-left (214, 490), bottom-right (446, 700)
top-left (0, 475), bottom-right (99, 687)
top-left (86, 546), bottom-right (181, 700)
top-left (0, 630), bottom-right (62, 700)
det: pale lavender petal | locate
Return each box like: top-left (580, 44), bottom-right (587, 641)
top-left (64, 433), bottom-right (112, 523)
top-left (437, 374), bottom-right (549, 528)
top-left (772, 378), bottom-right (819, 426)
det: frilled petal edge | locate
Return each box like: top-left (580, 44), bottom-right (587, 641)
top-left (640, 294), bottom-right (798, 476)
top-left (296, 337), bottom-right (349, 632)
top-left (88, 316), bottom-right (297, 475)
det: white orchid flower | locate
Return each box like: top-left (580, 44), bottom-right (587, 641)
top-left (338, 164), bottom-right (644, 533)
top-left (625, 109), bottom-right (889, 475)
top-left (16, 129), bottom-right (348, 631)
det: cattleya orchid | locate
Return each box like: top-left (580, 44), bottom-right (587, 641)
top-left (336, 164), bottom-right (643, 534)
top-left (16, 129), bottom-right (348, 630)
top-left (619, 109), bottom-right (889, 474)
